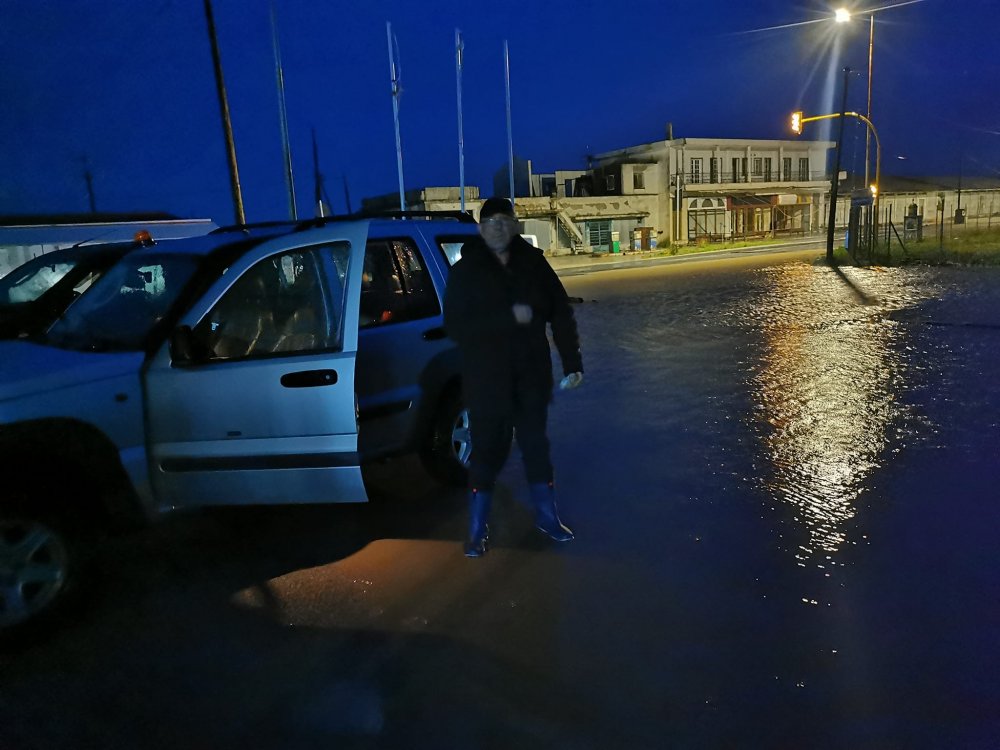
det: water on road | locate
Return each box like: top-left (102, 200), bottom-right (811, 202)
top-left (557, 253), bottom-right (999, 746)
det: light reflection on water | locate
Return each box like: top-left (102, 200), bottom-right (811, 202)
top-left (736, 263), bottom-right (933, 565)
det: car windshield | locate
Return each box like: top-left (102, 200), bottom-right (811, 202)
top-left (45, 253), bottom-right (200, 352)
top-left (0, 254), bottom-right (78, 306)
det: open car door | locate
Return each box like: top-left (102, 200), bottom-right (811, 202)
top-left (144, 222), bottom-right (370, 510)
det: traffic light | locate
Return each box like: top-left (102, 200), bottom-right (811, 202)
top-left (790, 111), bottom-right (803, 135)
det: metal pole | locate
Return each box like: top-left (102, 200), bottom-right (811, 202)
top-left (865, 14), bottom-right (874, 189)
top-left (271, 3), bottom-right (296, 220)
top-left (887, 203), bottom-right (892, 263)
top-left (387, 22), bottom-right (405, 212)
top-left (455, 29), bottom-right (466, 212)
top-left (855, 112), bottom-right (881, 249)
top-left (826, 67), bottom-right (850, 262)
top-left (939, 200), bottom-right (944, 250)
top-left (82, 158), bottom-right (97, 213)
top-left (504, 40), bottom-right (514, 203)
top-left (203, 0), bottom-right (245, 225)
top-left (311, 128), bottom-right (328, 217)
top-left (957, 151), bottom-right (963, 215)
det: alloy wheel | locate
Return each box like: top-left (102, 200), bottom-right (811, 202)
top-left (450, 407), bottom-right (472, 467)
top-left (0, 519), bottom-right (69, 628)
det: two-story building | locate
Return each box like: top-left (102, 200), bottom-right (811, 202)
top-left (592, 137), bottom-right (835, 246)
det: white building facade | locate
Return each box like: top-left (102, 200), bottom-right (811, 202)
top-left (593, 137), bottom-right (836, 247)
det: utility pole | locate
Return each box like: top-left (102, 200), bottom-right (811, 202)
top-left (826, 67), bottom-right (850, 263)
top-left (203, 0), bottom-right (245, 225)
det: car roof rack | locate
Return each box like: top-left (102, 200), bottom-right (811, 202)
top-left (209, 220), bottom-right (297, 235)
top-left (359, 210), bottom-right (478, 223)
top-left (294, 210), bottom-right (477, 230)
top-left (211, 210), bottom-right (478, 236)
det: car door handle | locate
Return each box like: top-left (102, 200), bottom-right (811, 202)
top-left (422, 327), bottom-right (447, 341)
top-left (280, 369), bottom-right (339, 388)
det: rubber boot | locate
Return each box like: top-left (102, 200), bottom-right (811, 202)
top-left (464, 488), bottom-right (492, 558)
top-left (530, 482), bottom-right (574, 542)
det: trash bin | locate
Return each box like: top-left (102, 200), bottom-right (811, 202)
top-left (611, 231), bottom-right (620, 254)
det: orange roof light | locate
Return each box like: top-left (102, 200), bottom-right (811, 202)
top-left (134, 230), bottom-right (154, 246)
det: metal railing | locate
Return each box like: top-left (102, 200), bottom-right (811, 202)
top-left (678, 170), bottom-right (830, 186)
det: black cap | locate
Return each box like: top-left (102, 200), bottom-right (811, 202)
top-left (479, 197), bottom-right (515, 221)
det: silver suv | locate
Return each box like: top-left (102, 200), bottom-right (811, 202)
top-left (0, 213), bottom-right (478, 636)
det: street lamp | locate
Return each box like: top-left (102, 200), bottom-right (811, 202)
top-left (834, 8), bottom-right (876, 189)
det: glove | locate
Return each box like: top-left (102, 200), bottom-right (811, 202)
top-left (559, 372), bottom-right (583, 390)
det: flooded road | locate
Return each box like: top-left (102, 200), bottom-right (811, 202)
top-left (559, 252), bottom-right (999, 746)
top-left (1, 250), bottom-right (997, 749)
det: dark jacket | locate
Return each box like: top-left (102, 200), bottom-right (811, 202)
top-left (444, 235), bottom-right (582, 415)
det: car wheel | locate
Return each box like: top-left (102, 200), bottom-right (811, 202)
top-left (420, 391), bottom-right (472, 486)
top-left (0, 513), bottom-right (82, 639)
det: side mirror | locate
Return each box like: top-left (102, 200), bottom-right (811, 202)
top-left (169, 325), bottom-right (198, 366)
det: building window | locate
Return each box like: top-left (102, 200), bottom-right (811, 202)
top-left (690, 158), bottom-right (703, 184)
top-left (710, 158), bottom-right (719, 183)
top-left (798, 158), bottom-right (810, 181)
top-left (606, 174), bottom-right (616, 192)
top-left (731, 158), bottom-right (742, 183)
top-left (783, 157), bottom-right (792, 181)
top-left (752, 157), bottom-right (763, 177)
top-left (633, 170), bottom-right (645, 190)
top-left (763, 158), bottom-right (773, 181)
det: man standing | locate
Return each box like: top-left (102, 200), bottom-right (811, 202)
top-left (444, 197), bottom-right (584, 558)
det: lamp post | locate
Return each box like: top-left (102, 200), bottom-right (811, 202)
top-left (834, 9), bottom-right (875, 191)
top-left (865, 14), bottom-right (874, 188)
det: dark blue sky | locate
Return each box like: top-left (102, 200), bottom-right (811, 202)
top-left (1, 0), bottom-right (997, 224)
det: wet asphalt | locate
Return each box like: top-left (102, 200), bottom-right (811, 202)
top-left (1, 249), bottom-right (998, 749)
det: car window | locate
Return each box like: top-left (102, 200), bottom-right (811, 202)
top-left (195, 244), bottom-right (343, 361)
top-left (1, 259), bottom-right (75, 305)
top-left (46, 254), bottom-right (199, 352)
top-left (438, 241), bottom-right (464, 266)
top-left (360, 239), bottom-right (440, 328)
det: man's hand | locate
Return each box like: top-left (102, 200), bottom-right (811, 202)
top-left (512, 304), bottom-right (533, 325)
top-left (559, 372), bottom-right (583, 390)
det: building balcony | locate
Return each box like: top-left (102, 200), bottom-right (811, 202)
top-left (679, 171), bottom-right (830, 193)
